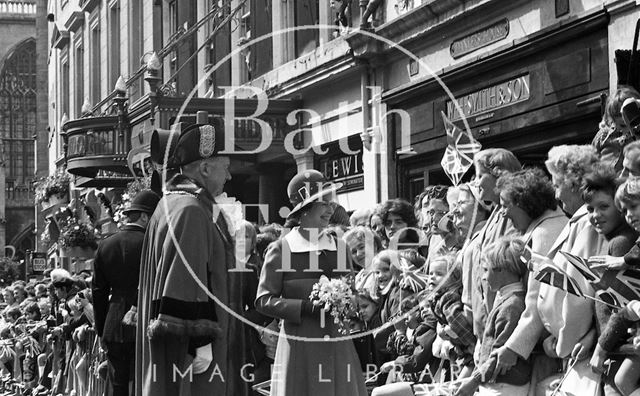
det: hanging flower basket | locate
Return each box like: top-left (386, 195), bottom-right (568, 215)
top-left (59, 219), bottom-right (99, 252)
top-left (34, 169), bottom-right (71, 207)
top-left (40, 194), bottom-right (66, 210)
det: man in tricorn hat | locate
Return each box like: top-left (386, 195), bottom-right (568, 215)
top-left (134, 123), bottom-right (250, 396)
top-left (92, 190), bottom-right (160, 396)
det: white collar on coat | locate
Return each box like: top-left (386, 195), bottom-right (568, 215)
top-left (569, 204), bottom-right (589, 224)
top-left (283, 227), bottom-right (337, 253)
top-left (521, 207), bottom-right (567, 244)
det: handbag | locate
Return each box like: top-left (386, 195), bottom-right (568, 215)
top-left (558, 359), bottom-right (601, 396)
top-left (615, 18), bottom-right (640, 90)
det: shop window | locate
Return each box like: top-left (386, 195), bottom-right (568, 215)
top-left (408, 175), bottom-right (424, 204)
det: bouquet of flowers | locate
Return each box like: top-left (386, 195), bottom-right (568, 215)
top-left (309, 275), bottom-right (358, 335)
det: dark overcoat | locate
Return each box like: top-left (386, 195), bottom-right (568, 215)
top-left (92, 223), bottom-right (146, 342)
top-left (134, 175), bottom-right (249, 396)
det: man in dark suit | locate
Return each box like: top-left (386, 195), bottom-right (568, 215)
top-left (92, 190), bottom-right (159, 396)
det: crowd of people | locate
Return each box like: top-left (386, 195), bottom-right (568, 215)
top-left (4, 86), bottom-right (640, 396)
top-left (0, 269), bottom-right (106, 396)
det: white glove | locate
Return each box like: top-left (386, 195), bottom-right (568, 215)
top-left (192, 343), bottom-right (213, 375)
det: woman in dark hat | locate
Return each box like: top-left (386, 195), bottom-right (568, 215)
top-left (256, 170), bottom-right (367, 396)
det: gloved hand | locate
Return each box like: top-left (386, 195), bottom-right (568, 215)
top-left (192, 343), bottom-right (213, 375)
top-left (301, 300), bottom-right (325, 320)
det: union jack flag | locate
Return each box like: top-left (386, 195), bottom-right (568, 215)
top-left (398, 258), bottom-right (430, 293)
top-left (440, 111), bottom-right (482, 186)
top-left (534, 263), bottom-right (584, 297)
top-left (561, 251), bottom-right (640, 308)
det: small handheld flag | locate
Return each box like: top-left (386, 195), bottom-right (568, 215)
top-left (440, 111), bottom-right (482, 186)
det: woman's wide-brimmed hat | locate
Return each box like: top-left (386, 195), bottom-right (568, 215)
top-left (50, 268), bottom-right (74, 288)
top-left (287, 170), bottom-right (343, 217)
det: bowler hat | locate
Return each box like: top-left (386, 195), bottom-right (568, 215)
top-left (123, 190), bottom-right (160, 214)
top-left (287, 170), bottom-right (343, 217)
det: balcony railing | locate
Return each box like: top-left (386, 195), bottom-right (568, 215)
top-left (0, 1), bottom-right (36, 14)
top-left (62, 115), bottom-right (132, 183)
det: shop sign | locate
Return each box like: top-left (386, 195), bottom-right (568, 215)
top-left (30, 252), bottom-right (47, 274)
top-left (316, 136), bottom-right (364, 193)
top-left (446, 74), bottom-right (530, 122)
top-left (450, 19), bottom-right (509, 59)
top-left (94, 169), bottom-right (132, 180)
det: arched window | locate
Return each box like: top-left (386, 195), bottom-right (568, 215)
top-left (0, 38), bottom-right (36, 199)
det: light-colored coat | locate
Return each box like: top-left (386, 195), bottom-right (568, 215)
top-left (506, 206), bottom-right (606, 359)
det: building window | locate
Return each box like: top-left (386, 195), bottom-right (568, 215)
top-left (295, 0), bottom-right (319, 57)
top-left (168, 0), bottom-right (178, 81)
top-left (109, 1), bottom-right (121, 88)
top-left (238, 1), bottom-right (251, 83)
top-left (61, 52), bottom-right (69, 118)
top-left (250, 0), bottom-right (272, 78)
top-left (90, 18), bottom-right (101, 105)
top-left (0, 39), bottom-right (36, 195)
top-left (74, 37), bottom-right (84, 116)
top-left (129, 0), bottom-right (143, 100)
top-left (207, 0), bottom-right (231, 97)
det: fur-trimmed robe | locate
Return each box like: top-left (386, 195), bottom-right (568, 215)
top-left (134, 175), bottom-right (250, 396)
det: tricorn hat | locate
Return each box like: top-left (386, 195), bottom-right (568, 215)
top-left (172, 122), bottom-right (225, 167)
top-left (122, 190), bottom-right (160, 215)
top-left (287, 170), bottom-right (343, 217)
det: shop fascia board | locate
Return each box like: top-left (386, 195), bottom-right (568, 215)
top-left (400, 91), bottom-right (602, 157)
top-left (382, 6), bottom-right (609, 105)
top-left (347, 0), bottom-right (525, 59)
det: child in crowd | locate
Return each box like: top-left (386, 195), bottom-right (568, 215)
top-left (24, 302), bottom-right (41, 322)
top-left (352, 291), bottom-right (381, 370)
top-left (455, 237), bottom-right (531, 396)
top-left (357, 290), bottom-right (381, 331)
top-left (344, 225), bottom-right (383, 272)
top-left (5, 307), bottom-right (22, 324)
top-left (427, 254), bottom-right (475, 376)
top-left (585, 167), bottom-right (639, 383)
top-left (385, 295), bottom-right (421, 359)
top-left (372, 250), bottom-right (403, 363)
top-left (608, 299), bottom-right (640, 396)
